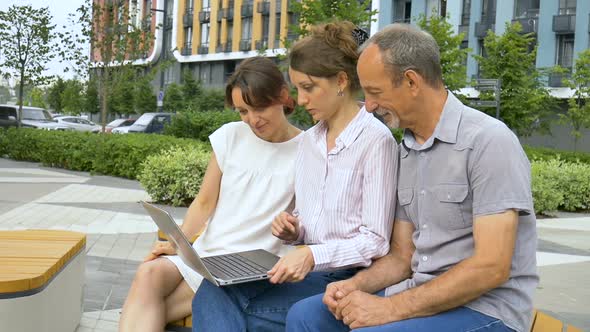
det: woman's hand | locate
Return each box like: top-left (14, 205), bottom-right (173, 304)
top-left (267, 246), bottom-right (314, 284)
top-left (271, 211), bottom-right (300, 242)
top-left (143, 241), bottom-right (176, 262)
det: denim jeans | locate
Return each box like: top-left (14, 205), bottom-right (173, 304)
top-left (191, 269), bottom-right (357, 332)
top-left (286, 292), bottom-right (515, 332)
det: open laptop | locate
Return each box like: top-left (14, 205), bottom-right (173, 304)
top-left (141, 201), bottom-right (280, 286)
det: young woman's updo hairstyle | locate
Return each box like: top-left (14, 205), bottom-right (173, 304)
top-left (225, 56), bottom-right (295, 115)
top-left (289, 21), bottom-right (362, 93)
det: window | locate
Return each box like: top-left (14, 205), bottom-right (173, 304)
top-left (274, 11), bottom-right (281, 46)
top-left (202, 0), bottom-right (210, 10)
top-left (184, 26), bottom-right (193, 48)
top-left (556, 34), bottom-right (575, 69)
top-left (558, 0), bottom-right (576, 15)
top-left (514, 0), bottom-right (539, 18)
top-left (227, 22), bottom-right (234, 42)
top-left (241, 17), bottom-right (252, 40)
top-left (201, 23), bottom-right (210, 47)
top-left (481, 0), bottom-right (496, 23)
top-left (461, 0), bottom-right (471, 26)
top-left (186, 0), bottom-right (194, 11)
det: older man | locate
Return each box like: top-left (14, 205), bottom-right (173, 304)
top-left (286, 23), bottom-right (538, 332)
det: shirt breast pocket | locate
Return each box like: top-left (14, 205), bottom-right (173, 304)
top-left (397, 188), bottom-right (414, 222)
top-left (434, 184), bottom-right (472, 229)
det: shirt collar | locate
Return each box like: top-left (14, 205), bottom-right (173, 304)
top-left (310, 105), bottom-right (372, 149)
top-left (401, 91), bottom-right (462, 153)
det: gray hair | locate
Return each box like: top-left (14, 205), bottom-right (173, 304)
top-left (360, 23), bottom-right (443, 88)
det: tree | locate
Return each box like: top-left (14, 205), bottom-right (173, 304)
top-left (163, 83), bottom-right (184, 113)
top-left (474, 22), bottom-right (556, 137)
top-left (561, 49), bottom-right (590, 152)
top-left (60, 0), bottom-right (158, 129)
top-left (0, 85), bottom-right (10, 104)
top-left (83, 76), bottom-right (100, 115)
top-left (47, 77), bottom-right (66, 112)
top-left (417, 12), bottom-right (470, 92)
top-left (0, 5), bottom-right (57, 127)
top-left (30, 87), bottom-right (46, 108)
top-left (135, 74), bottom-right (157, 114)
top-left (61, 79), bottom-right (85, 114)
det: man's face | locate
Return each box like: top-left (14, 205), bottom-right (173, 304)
top-left (358, 44), bottom-right (410, 129)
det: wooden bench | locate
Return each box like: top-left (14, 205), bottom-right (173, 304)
top-left (530, 310), bottom-right (583, 332)
top-left (0, 230), bottom-right (86, 332)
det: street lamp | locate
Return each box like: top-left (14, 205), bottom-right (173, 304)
top-left (150, 3), bottom-right (167, 111)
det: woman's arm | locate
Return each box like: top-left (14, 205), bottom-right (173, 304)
top-left (179, 152), bottom-right (223, 238)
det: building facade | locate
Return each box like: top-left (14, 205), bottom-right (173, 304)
top-left (373, 0), bottom-right (590, 93)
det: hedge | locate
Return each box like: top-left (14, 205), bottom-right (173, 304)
top-left (0, 128), bottom-right (209, 179)
top-left (164, 110), bottom-right (240, 141)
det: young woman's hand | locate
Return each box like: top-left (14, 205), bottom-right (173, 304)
top-left (267, 246), bottom-right (314, 283)
top-left (143, 241), bottom-right (176, 262)
top-left (271, 211), bottom-right (300, 242)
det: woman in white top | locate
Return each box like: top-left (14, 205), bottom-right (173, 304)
top-left (191, 21), bottom-right (398, 332)
top-left (118, 57), bottom-right (303, 332)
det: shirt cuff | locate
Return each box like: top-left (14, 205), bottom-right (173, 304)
top-left (309, 244), bottom-right (331, 271)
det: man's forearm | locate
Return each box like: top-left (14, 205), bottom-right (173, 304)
top-left (388, 256), bottom-right (508, 320)
top-left (354, 253), bottom-right (412, 294)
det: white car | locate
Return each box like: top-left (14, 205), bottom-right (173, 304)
top-left (54, 116), bottom-right (101, 133)
top-left (111, 126), bottom-right (131, 134)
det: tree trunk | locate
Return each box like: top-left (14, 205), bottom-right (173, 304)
top-left (17, 70), bottom-right (25, 129)
top-left (100, 68), bottom-right (110, 132)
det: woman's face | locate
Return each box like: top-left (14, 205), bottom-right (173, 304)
top-left (288, 68), bottom-right (342, 122)
top-left (231, 87), bottom-right (288, 142)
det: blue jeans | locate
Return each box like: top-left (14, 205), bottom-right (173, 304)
top-left (192, 269), bottom-right (357, 332)
top-left (286, 292), bottom-right (515, 332)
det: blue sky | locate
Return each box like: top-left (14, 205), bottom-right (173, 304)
top-left (0, 0), bottom-right (88, 80)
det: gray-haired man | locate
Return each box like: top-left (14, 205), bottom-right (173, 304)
top-left (286, 23), bottom-right (538, 332)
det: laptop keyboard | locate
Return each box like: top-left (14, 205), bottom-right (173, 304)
top-left (202, 254), bottom-right (269, 279)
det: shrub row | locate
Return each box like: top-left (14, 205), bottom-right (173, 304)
top-left (524, 145), bottom-right (590, 164)
top-left (164, 110), bottom-right (240, 141)
top-left (0, 128), bottom-right (209, 179)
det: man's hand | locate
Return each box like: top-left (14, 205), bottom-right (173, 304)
top-left (338, 291), bottom-right (400, 329)
top-left (271, 211), bottom-right (300, 242)
top-left (323, 279), bottom-right (361, 319)
top-left (143, 241), bottom-right (176, 262)
top-left (267, 246), bottom-right (314, 283)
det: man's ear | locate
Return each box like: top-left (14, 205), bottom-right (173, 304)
top-left (404, 70), bottom-right (422, 95)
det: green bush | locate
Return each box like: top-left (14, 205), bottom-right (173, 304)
top-left (524, 145), bottom-right (590, 164)
top-left (138, 146), bottom-right (211, 206)
top-left (0, 128), bottom-right (209, 179)
top-left (531, 158), bottom-right (590, 215)
top-left (164, 110), bottom-right (240, 141)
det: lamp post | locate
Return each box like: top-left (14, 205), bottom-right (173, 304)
top-left (151, 2), bottom-right (167, 111)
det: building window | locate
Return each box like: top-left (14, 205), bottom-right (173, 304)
top-left (186, 0), bottom-right (194, 11)
top-left (514, 0), bottom-right (539, 19)
top-left (262, 15), bottom-right (270, 44)
top-left (481, 0), bottom-right (496, 23)
top-left (185, 26), bottom-right (193, 46)
top-left (461, 0), bottom-right (471, 26)
top-left (227, 22), bottom-right (234, 42)
top-left (242, 16), bottom-right (252, 41)
top-left (392, 0), bottom-right (411, 23)
top-left (425, 0), bottom-right (445, 18)
top-left (274, 9), bottom-right (281, 47)
top-left (558, 0), bottom-right (576, 15)
top-left (202, 0), bottom-right (210, 10)
top-left (556, 34), bottom-right (575, 69)
top-left (201, 23), bottom-right (210, 47)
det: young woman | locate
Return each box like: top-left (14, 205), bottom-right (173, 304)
top-left (192, 21), bottom-right (399, 332)
top-left (118, 56), bottom-right (302, 332)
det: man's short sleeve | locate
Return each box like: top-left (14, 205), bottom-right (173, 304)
top-left (469, 123), bottom-right (534, 217)
top-left (208, 123), bottom-right (231, 171)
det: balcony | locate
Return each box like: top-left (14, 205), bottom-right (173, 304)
top-left (553, 15), bottom-right (576, 33)
top-left (181, 43), bottom-right (192, 56)
top-left (183, 12), bottom-right (194, 27)
top-left (199, 10), bottom-right (211, 23)
top-left (512, 17), bottom-right (538, 34)
top-left (257, 1), bottom-right (270, 15)
top-left (197, 45), bottom-right (209, 54)
top-left (224, 41), bottom-right (233, 52)
top-left (239, 39), bottom-right (251, 51)
top-left (216, 43), bottom-right (225, 52)
top-left (241, 4), bottom-right (253, 16)
top-left (255, 39), bottom-right (269, 49)
top-left (548, 72), bottom-right (571, 88)
top-left (458, 25), bottom-right (469, 41)
top-left (475, 22), bottom-right (494, 38)
top-left (222, 8), bottom-right (234, 20)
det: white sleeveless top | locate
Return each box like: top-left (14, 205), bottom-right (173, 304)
top-left (166, 121), bottom-right (302, 291)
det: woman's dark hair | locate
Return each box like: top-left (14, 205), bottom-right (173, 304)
top-left (289, 21), bottom-right (361, 92)
top-left (225, 56), bottom-right (295, 115)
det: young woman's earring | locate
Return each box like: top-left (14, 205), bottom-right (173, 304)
top-left (337, 89), bottom-right (344, 97)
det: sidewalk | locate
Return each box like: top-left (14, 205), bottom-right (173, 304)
top-left (0, 157), bottom-right (588, 331)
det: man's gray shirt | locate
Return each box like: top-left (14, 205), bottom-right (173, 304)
top-left (385, 92), bottom-right (539, 332)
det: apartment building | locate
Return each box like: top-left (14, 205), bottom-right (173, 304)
top-left (373, 0), bottom-right (590, 94)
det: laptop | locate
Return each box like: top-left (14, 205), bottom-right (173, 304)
top-left (141, 201), bottom-right (280, 286)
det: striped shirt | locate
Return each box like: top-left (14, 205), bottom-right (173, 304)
top-left (294, 107), bottom-right (398, 271)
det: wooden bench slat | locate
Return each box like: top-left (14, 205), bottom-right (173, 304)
top-left (531, 311), bottom-right (564, 332)
top-left (567, 326), bottom-right (583, 332)
top-left (185, 315), bottom-right (192, 327)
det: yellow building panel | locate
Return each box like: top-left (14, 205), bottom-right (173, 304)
top-left (252, 0), bottom-right (262, 49)
top-left (177, 0), bottom-right (186, 51)
top-left (209, 3), bottom-right (220, 52)
top-left (279, 0), bottom-right (288, 48)
top-left (233, 0), bottom-right (243, 52)
top-left (192, 1), bottom-right (201, 53)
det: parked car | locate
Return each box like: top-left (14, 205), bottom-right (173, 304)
top-left (127, 113), bottom-right (173, 134)
top-left (105, 118), bottom-right (136, 133)
top-left (0, 105), bottom-right (71, 130)
top-left (54, 116), bottom-right (101, 133)
top-left (111, 125), bottom-right (132, 134)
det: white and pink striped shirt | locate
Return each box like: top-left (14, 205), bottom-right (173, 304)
top-left (294, 107), bottom-right (398, 271)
